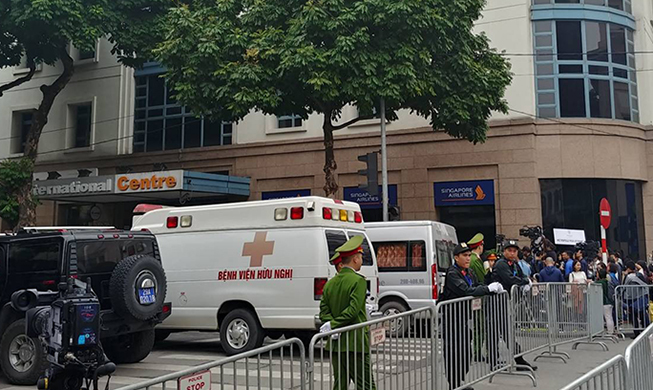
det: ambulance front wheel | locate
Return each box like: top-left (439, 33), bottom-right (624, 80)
top-left (220, 309), bottom-right (264, 356)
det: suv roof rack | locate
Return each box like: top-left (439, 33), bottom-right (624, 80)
top-left (20, 226), bottom-right (118, 233)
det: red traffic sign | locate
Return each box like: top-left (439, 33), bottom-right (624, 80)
top-left (599, 198), bottom-right (612, 229)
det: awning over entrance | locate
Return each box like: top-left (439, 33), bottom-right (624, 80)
top-left (32, 170), bottom-right (250, 203)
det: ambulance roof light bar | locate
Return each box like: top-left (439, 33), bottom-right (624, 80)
top-left (134, 204), bottom-right (166, 215)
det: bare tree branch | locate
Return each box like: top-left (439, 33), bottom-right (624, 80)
top-left (0, 61), bottom-right (36, 97)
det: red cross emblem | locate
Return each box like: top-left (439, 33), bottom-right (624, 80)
top-left (242, 232), bottom-right (275, 267)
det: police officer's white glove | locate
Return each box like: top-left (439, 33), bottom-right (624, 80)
top-left (319, 322), bottom-right (332, 334)
top-left (365, 304), bottom-right (375, 317)
top-left (488, 282), bottom-right (504, 293)
top-left (523, 282), bottom-right (532, 294)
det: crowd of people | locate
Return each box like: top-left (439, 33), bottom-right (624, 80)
top-left (467, 238), bottom-right (653, 344)
top-left (505, 242), bottom-right (653, 339)
top-left (440, 234), bottom-right (653, 390)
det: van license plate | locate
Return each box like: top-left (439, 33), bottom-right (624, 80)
top-left (139, 288), bottom-right (155, 305)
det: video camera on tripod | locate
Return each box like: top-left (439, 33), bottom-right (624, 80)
top-left (575, 241), bottom-right (600, 260)
top-left (11, 278), bottom-right (115, 390)
top-left (519, 225), bottom-right (545, 256)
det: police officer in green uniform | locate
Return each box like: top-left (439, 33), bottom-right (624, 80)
top-left (468, 233), bottom-right (486, 283)
top-left (319, 236), bottom-right (376, 390)
top-left (467, 233), bottom-right (487, 361)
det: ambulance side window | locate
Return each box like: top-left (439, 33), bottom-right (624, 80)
top-left (325, 230), bottom-right (348, 260)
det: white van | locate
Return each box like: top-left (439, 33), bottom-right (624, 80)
top-left (365, 221), bottom-right (457, 333)
top-left (131, 197), bottom-right (379, 355)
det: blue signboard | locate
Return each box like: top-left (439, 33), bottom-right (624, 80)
top-left (434, 180), bottom-right (495, 207)
top-left (261, 189), bottom-right (311, 200)
top-left (344, 185), bottom-right (398, 209)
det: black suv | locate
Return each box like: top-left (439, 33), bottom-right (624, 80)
top-left (0, 228), bottom-right (170, 385)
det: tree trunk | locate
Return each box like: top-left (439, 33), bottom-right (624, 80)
top-left (322, 111), bottom-right (339, 197)
top-left (16, 50), bottom-right (75, 229)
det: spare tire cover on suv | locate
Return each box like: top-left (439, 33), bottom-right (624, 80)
top-left (109, 255), bottom-right (167, 321)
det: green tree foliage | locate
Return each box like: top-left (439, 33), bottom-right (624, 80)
top-left (156, 0), bottom-right (512, 196)
top-left (0, 0), bottom-right (169, 227)
top-left (0, 159), bottom-right (34, 230)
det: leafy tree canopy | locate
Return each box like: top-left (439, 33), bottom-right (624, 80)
top-left (0, 0), bottom-right (171, 227)
top-left (157, 0), bottom-right (512, 143)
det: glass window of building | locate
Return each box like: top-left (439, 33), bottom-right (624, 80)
top-left (134, 75), bottom-right (233, 152)
top-left (73, 103), bottom-right (93, 148)
top-left (540, 179), bottom-right (644, 260)
top-left (277, 114), bottom-right (303, 129)
top-left (11, 111), bottom-right (34, 154)
top-left (534, 20), bottom-right (638, 122)
top-left (532, 0), bottom-right (631, 13)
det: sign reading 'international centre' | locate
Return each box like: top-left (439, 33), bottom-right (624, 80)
top-left (32, 177), bottom-right (113, 197)
top-left (434, 180), bottom-right (495, 207)
top-left (32, 170), bottom-right (183, 197)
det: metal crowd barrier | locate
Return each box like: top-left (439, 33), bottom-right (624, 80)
top-left (559, 355), bottom-right (628, 390)
top-left (308, 307), bottom-right (435, 390)
top-left (434, 292), bottom-right (534, 390)
top-left (614, 285), bottom-right (651, 336)
top-left (624, 322), bottom-right (653, 390)
top-left (114, 338), bottom-right (306, 390)
top-left (545, 283), bottom-right (608, 353)
top-left (510, 284), bottom-right (561, 362)
top-left (112, 283), bottom-right (615, 390)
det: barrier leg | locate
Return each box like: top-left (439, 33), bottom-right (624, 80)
top-left (571, 338), bottom-right (609, 351)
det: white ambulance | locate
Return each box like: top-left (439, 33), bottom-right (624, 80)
top-left (131, 197), bottom-right (379, 355)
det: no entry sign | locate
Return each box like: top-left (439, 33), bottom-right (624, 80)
top-left (599, 198), bottom-right (612, 229)
top-left (178, 370), bottom-right (211, 390)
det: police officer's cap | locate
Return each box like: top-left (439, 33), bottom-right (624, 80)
top-left (329, 252), bottom-right (342, 266)
top-left (503, 239), bottom-right (520, 250)
top-left (335, 235), bottom-right (365, 258)
top-left (467, 233), bottom-right (484, 249)
top-left (453, 242), bottom-right (472, 256)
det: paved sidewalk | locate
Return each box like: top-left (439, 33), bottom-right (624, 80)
top-left (475, 338), bottom-right (629, 390)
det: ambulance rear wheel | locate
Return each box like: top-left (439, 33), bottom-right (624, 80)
top-left (220, 309), bottom-right (264, 356)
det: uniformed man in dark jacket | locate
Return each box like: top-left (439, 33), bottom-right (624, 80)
top-left (441, 243), bottom-right (504, 390)
top-left (490, 239), bottom-right (537, 371)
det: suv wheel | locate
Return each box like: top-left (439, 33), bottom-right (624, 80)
top-left (0, 319), bottom-right (47, 385)
top-left (110, 255), bottom-right (167, 321)
top-left (103, 329), bottom-right (156, 364)
top-left (220, 309), bottom-right (264, 356)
